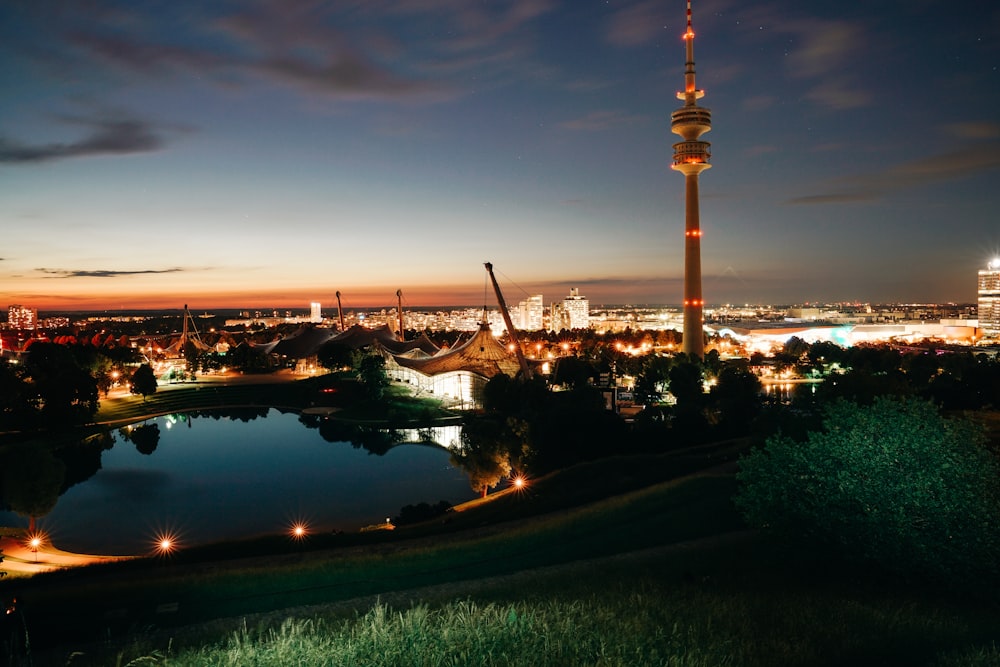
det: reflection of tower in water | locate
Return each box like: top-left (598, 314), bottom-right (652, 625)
top-left (671, 0), bottom-right (712, 358)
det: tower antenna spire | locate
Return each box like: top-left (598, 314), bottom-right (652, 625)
top-left (671, 0), bottom-right (712, 358)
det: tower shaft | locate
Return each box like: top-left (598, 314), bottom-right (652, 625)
top-left (682, 173), bottom-right (703, 356)
top-left (671, 0), bottom-right (711, 359)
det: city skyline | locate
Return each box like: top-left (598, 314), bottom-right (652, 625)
top-left (2, 1), bottom-right (998, 311)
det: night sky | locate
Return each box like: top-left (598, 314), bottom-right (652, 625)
top-left (1, 1), bottom-right (998, 311)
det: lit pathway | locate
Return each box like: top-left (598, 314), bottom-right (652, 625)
top-left (0, 534), bottom-right (132, 576)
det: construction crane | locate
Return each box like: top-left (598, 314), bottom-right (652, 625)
top-left (396, 289), bottom-right (405, 341)
top-left (484, 262), bottom-right (531, 378)
top-left (335, 291), bottom-right (345, 331)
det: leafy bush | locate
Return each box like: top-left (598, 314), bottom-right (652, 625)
top-left (735, 396), bottom-right (1000, 589)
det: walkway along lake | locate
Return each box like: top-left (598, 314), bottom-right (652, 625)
top-left (0, 409), bottom-right (475, 556)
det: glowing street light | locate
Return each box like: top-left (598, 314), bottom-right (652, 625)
top-left (26, 532), bottom-right (45, 562)
top-left (290, 523), bottom-right (309, 541)
top-left (153, 530), bottom-right (179, 556)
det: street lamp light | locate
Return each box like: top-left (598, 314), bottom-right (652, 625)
top-left (27, 535), bottom-right (42, 562)
top-left (290, 523), bottom-right (308, 541)
top-left (153, 530), bottom-right (179, 557)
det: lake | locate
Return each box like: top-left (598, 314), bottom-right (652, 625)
top-left (0, 410), bottom-right (475, 556)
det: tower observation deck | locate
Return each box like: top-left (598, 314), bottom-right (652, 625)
top-left (671, 0), bottom-right (711, 359)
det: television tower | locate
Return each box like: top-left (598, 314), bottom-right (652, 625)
top-left (671, 0), bottom-right (712, 358)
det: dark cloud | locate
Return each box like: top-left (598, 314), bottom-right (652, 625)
top-left (28, 1), bottom-right (560, 105)
top-left (786, 192), bottom-right (876, 206)
top-left (36, 267), bottom-right (186, 278)
top-left (787, 142), bottom-right (1000, 205)
top-left (879, 143), bottom-right (1000, 186)
top-left (65, 4), bottom-right (447, 101)
top-left (733, 6), bottom-right (872, 112)
top-left (945, 123), bottom-right (1000, 140)
top-left (0, 116), bottom-right (163, 164)
top-left (559, 110), bottom-right (647, 131)
top-left (66, 31), bottom-right (223, 74)
top-left (784, 18), bottom-right (872, 110)
top-left (258, 51), bottom-right (434, 99)
top-left (606, 1), bottom-right (664, 47)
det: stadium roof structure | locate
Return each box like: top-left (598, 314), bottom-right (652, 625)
top-left (389, 322), bottom-right (520, 379)
top-left (270, 325), bottom-right (338, 359)
top-left (329, 324), bottom-right (399, 349)
top-left (380, 332), bottom-right (440, 356)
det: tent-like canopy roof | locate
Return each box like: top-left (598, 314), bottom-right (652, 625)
top-left (270, 325), bottom-right (337, 359)
top-left (380, 332), bottom-right (440, 356)
top-left (329, 324), bottom-right (399, 349)
top-left (391, 323), bottom-right (519, 379)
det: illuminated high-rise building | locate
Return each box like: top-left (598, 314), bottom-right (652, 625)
top-left (7, 305), bottom-right (37, 330)
top-left (671, 0), bottom-right (712, 358)
top-left (310, 301), bottom-right (322, 324)
top-left (555, 288), bottom-right (590, 331)
top-left (516, 294), bottom-right (544, 331)
top-left (979, 259), bottom-right (1000, 337)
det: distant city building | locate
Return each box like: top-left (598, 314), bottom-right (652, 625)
top-left (515, 294), bottom-right (544, 331)
top-left (310, 301), bottom-right (322, 324)
top-left (551, 288), bottom-right (589, 331)
top-left (7, 305), bottom-right (37, 330)
top-left (979, 259), bottom-right (1000, 337)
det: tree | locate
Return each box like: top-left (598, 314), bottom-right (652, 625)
top-left (357, 354), bottom-right (389, 401)
top-left (782, 336), bottom-right (810, 359)
top-left (709, 363), bottom-right (762, 436)
top-left (667, 359), bottom-right (709, 442)
top-left (226, 343), bottom-right (273, 373)
top-left (551, 355), bottom-right (595, 390)
top-left (450, 417), bottom-right (515, 497)
top-left (23, 342), bottom-right (99, 424)
top-left (736, 397), bottom-right (1000, 588)
top-left (317, 342), bottom-right (354, 371)
top-left (0, 360), bottom-right (35, 429)
top-left (131, 364), bottom-right (158, 401)
top-left (635, 354), bottom-right (672, 405)
top-left (182, 340), bottom-right (202, 378)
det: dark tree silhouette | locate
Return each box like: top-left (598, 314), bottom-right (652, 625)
top-left (23, 342), bottom-right (99, 424)
top-left (710, 363), bottom-right (763, 436)
top-left (317, 342), bottom-right (355, 371)
top-left (130, 423), bottom-right (161, 455)
top-left (736, 397), bottom-right (1000, 589)
top-left (130, 364), bottom-right (158, 401)
top-left (357, 354), bottom-right (389, 401)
